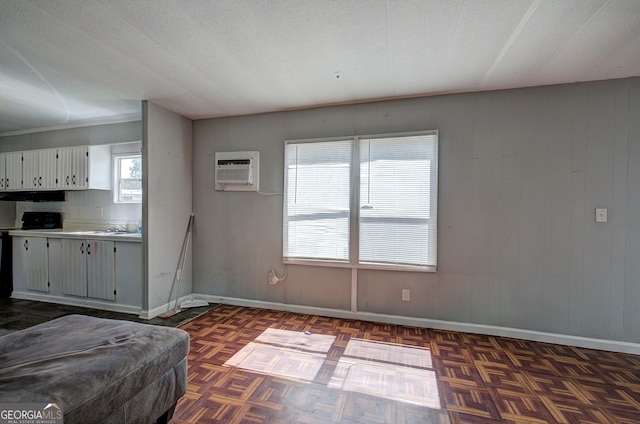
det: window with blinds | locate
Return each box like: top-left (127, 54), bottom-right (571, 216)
top-left (283, 131), bottom-right (438, 271)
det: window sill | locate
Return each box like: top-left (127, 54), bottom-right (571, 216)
top-left (283, 258), bottom-right (436, 273)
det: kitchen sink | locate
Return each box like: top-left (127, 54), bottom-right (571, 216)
top-left (66, 230), bottom-right (139, 236)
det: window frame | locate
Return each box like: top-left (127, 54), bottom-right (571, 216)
top-left (112, 153), bottom-right (142, 204)
top-left (283, 130), bottom-right (438, 273)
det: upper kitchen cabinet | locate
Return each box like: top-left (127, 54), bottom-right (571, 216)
top-left (22, 149), bottom-right (57, 190)
top-left (57, 145), bottom-right (111, 190)
top-left (0, 145), bottom-right (112, 192)
top-left (0, 152), bottom-right (23, 191)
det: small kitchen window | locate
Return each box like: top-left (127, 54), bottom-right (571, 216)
top-left (113, 154), bottom-right (142, 203)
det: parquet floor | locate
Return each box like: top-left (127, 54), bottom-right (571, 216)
top-left (172, 305), bottom-right (640, 423)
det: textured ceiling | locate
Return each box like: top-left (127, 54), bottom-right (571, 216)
top-left (1, 0), bottom-right (639, 135)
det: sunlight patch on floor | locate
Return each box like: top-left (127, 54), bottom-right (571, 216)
top-left (328, 338), bottom-right (440, 409)
top-left (224, 327), bottom-right (441, 409)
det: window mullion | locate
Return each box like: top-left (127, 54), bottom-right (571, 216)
top-left (350, 137), bottom-right (360, 266)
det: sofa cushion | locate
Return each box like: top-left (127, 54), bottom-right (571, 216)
top-left (0, 314), bottom-right (189, 423)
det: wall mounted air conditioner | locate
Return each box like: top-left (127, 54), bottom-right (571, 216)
top-left (213, 151), bottom-right (259, 191)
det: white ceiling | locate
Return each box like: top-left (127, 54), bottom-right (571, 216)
top-left (1, 0), bottom-right (639, 135)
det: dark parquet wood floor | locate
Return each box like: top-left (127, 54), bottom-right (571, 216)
top-left (173, 305), bottom-right (640, 423)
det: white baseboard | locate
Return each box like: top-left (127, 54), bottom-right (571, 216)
top-left (11, 291), bottom-right (141, 316)
top-left (142, 295), bottom-right (193, 319)
top-left (12, 292), bottom-right (193, 320)
top-left (196, 294), bottom-right (640, 355)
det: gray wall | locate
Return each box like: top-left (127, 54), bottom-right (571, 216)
top-left (192, 77), bottom-right (640, 344)
top-left (143, 101), bottom-right (193, 316)
top-left (0, 120), bottom-right (142, 151)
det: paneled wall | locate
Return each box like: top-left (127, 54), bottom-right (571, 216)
top-left (143, 101), bottom-right (192, 316)
top-left (192, 77), bottom-right (640, 344)
top-left (0, 120), bottom-right (141, 151)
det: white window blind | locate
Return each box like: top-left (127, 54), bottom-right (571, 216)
top-left (284, 131), bottom-right (438, 271)
top-left (359, 134), bottom-right (438, 268)
top-left (283, 140), bottom-right (352, 261)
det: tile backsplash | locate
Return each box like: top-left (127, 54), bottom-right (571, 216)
top-left (17, 189), bottom-right (141, 229)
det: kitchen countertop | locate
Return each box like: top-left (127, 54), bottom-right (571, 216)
top-left (9, 229), bottom-right (142, 243)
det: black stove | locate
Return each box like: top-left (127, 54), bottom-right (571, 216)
top-left (21, 211), bottom-right (62, 230)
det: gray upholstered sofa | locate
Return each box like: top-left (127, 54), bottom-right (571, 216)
top-left (0, 314), bottom-right (189, 424)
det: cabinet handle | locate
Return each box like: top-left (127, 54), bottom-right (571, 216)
top-left (66, 176), bottom-right (70, 186)
top-left (33, 177), bottom-right (37, 187)
top-left (5, 178), bottom-right (8, 188)
top-left (87, 243), bottom-right (91, 255)
top-left (24, 240), bottom-right (28, 251)
top-left (38, 176), bottom-right (42, 186)
top-left (0, 178), bottom-right (4, 189)
top-left (80, 242), bottom-right (84, 254)
top-left (72, 175), bottom-right (76, 185)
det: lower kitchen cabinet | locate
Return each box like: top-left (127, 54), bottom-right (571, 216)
top-left (13, 235), bottom-right (141, 312)
top-left (61, 239), bottom-right (87, 296)
top-left (114, 241), bottom-right (142, 307)
top-left (62, 239), bottom-right (115, 300)
top-left (13, 236), bottom-right (49, 292)
top-left (87, 240), bottom-right (116, 300)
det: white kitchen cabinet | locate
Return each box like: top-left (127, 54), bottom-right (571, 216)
top-left (12, 232), bottom-right (141, 312)
top-left (114, 241), bottom-right (142, 307)
top-left (14, 236), bottom-right (49, 292)
top-left (61, 238), bottom-right (115, 300)
top-left (5, 152), bottom-right (23, 191)
top-left (87, 240), bottom-right (116, 300)
top-left (61, 239), bottom-right (88, 297)
top-left (57, 145), bottom-right (111, 190)
top-left (1, 145), bottom-right (111, 192)
top-left (0, 154), bottom-right (5, 191)
top-left (22, 149), bottom-right (57, 190)
top-left (0, 152), bottom-right (23, 191)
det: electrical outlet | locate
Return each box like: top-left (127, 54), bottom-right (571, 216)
top-left (402, 289), bottom-right (410, 302)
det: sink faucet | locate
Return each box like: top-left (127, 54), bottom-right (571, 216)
top-left (106, 224), bottom-right (129, 233)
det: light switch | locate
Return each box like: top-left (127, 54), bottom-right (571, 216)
top-left (595, 208), bottom-right (607, 223)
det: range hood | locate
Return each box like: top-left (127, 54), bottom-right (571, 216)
top-left (0, 191), bottom-right (65, 202)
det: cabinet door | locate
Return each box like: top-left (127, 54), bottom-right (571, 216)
top-left (57, 147), bottom-right (73, 189)
top-left (22, 150), bottom-right (39, 190)
top-left (114, 242), bottom-right (142, 307)
top-left (0, 154), bottom-right (6, 190)
top-left (87, 240), bottom-right (115, 300)
top-left (61, 239), bottom-right (87, 297)
top-left (5, 152), bottom-right (22, 191)
top-left (22, 237), bottom-right (49, 292)
top-left (39, 149), bottom-right (57, 189)
top-left (72, 146), bottom-right (89, 190)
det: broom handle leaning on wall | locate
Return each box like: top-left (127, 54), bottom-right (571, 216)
top-left (165, 213), bottom-right (195, 311)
